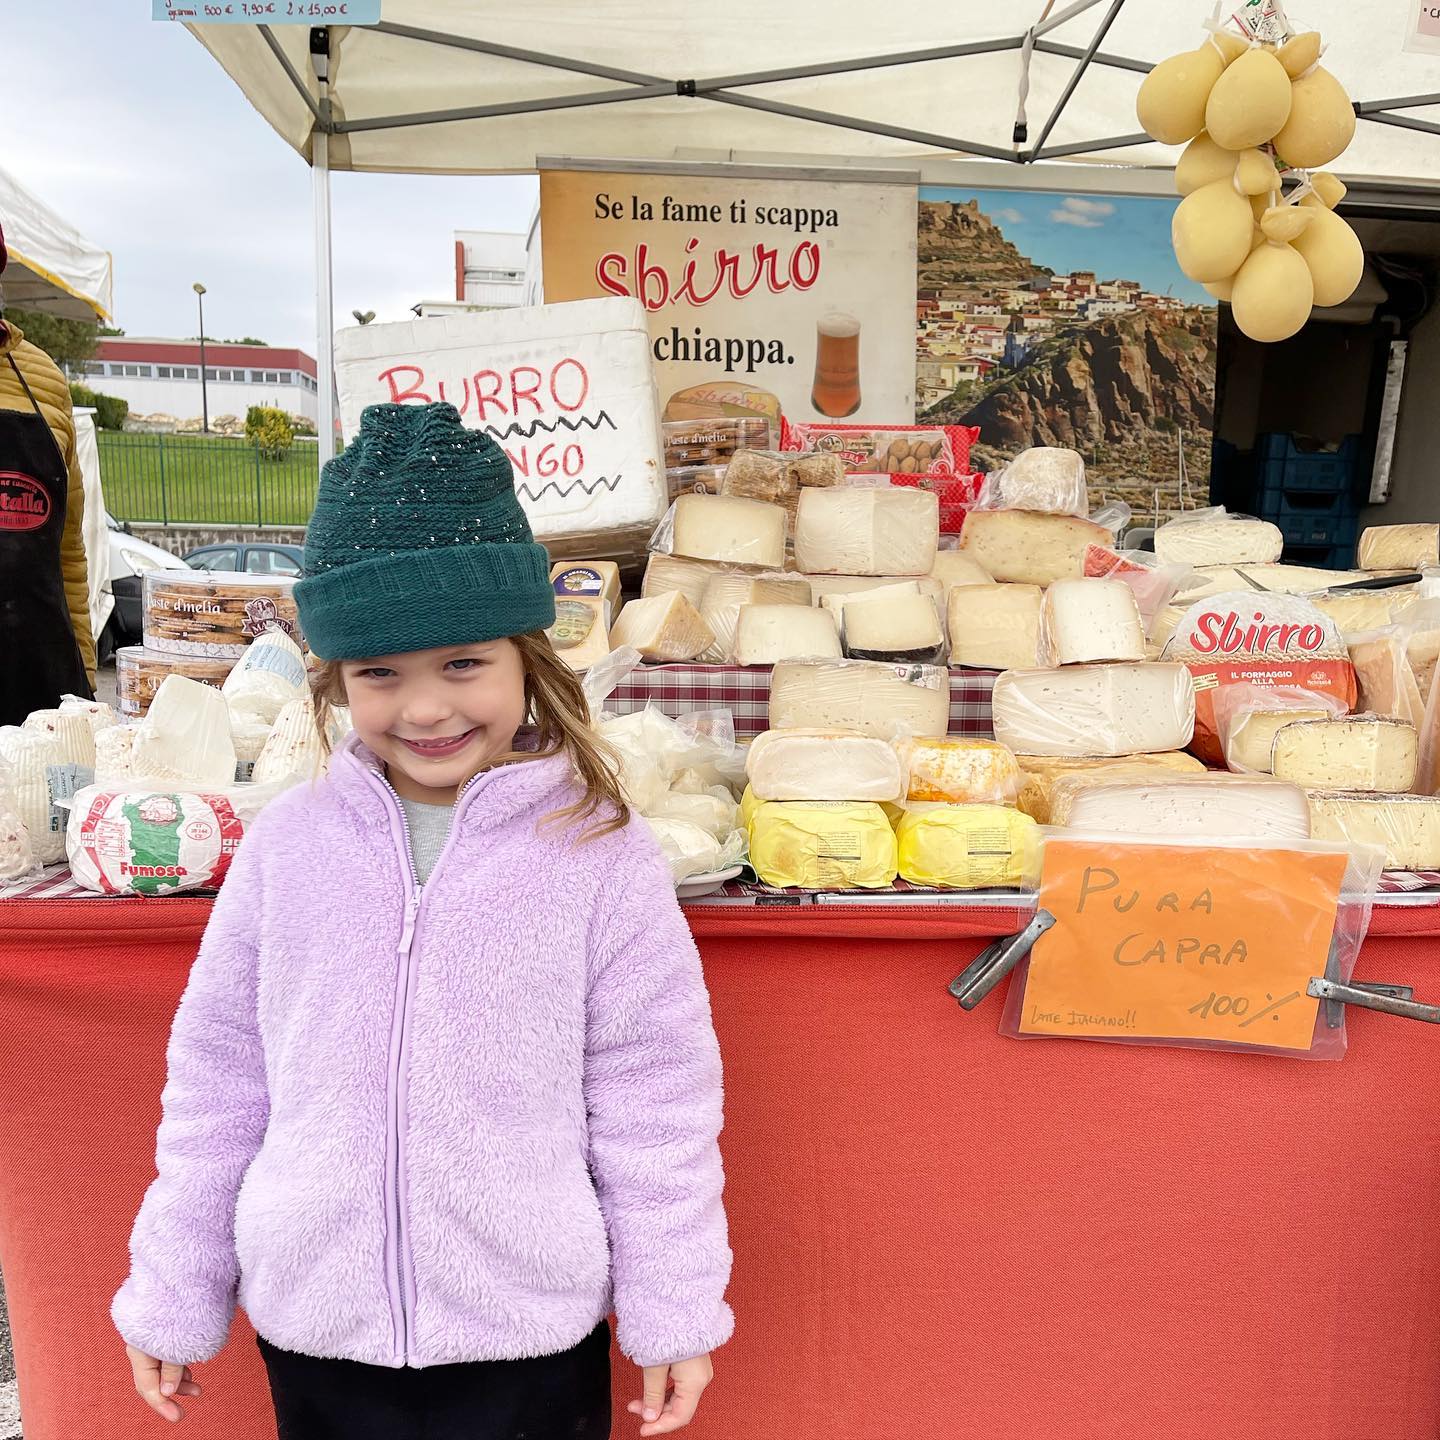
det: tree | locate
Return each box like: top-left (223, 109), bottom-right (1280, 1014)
top-left (226, 336), bottom-right (268, 346)
top-left (99, 325), bottom-right (126, 336)
top-left (246, 405), bottom-right (293, 461)
top-left (7, 309), bottom-right (97, 372)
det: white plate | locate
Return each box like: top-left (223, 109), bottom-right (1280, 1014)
top-left (676, 864), bottom-right (744, 899)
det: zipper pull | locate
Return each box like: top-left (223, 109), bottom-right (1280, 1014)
top-left (397, 889), bottom-right (421, 956)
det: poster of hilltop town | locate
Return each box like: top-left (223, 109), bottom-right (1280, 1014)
top-left (916, 187), bottom-right (1218, 522)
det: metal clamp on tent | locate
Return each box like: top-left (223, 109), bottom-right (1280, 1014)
top-left (948, 909), bottom-right (1057, 1011)
top-left (1308, 980), bottom-right (1440, 1025)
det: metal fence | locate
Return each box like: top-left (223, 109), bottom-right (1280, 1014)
top-left (97, 431), bottom-right (321, 528)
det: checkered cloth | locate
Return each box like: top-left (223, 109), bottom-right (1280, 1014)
top-left (604, 663), bottom-right (998, 739)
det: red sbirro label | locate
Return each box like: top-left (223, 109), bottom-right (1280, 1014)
top-left (1161, 591), bottom-right (1356, 765)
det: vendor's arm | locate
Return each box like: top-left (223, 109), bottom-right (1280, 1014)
top-left (583, 822), bottom-right (735, 1369)
top-left (59, 415), bottom-right (95, 683)
top-left (111, 838), bottom-right (269, 1364)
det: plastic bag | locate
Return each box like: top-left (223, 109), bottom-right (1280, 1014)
top-left (662, 416), bottom-right (774, 468)
top-left (1153, 507), bottom-right (1284, 567)
top-left (1348, 627), bottom-right (1426, 729)
top-left (1037, 578), bottom-right (1147, 667)
top-left (1082, 546), bottom-right (1197, 637)
top-left (779, 419), bottom-right (979, 477)
top-left (1212, 682), bottom-right (1350, 774)
top-left (896, 804), bottom-right (1040, 889)
top-left (974, 446), bottom-right (1089, 518)
top-left (222, 627), bottom-right (309, 726)
top-left (768, 658), bottom-right (950, 740)
top-left (647, 492), bottom-right (788, 571)
top-left (0, 756), bottom-right (39, 884)
top-left (900, 737), bottom-right (1021, 806)
top-left (749, 800), bottom-right (898, 890)
top-left (746, 729), bottom-right (904, 804)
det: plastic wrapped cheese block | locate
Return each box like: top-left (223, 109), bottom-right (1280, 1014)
top-left (641, 553), bottom-right (728, 609)
top-left (734, 604), bottom-right (840, 665)
top-left (253, 697), bottom-right (328, 786)
top-left (769, 658), bottom-right (950, 739)
top-left (1039, 578), bottom-right (1145, 666)
top-left (1358, 524), bottom-right (1440, 572)
top-left (94, 724), bottom-right (138, 785)
top-left (896, 804), bottom-right (1040, 890)
top-left (551, 560), bottom-right (622, 613)
top-left (0, 759), bottom-right (36, 883)
top-left (221, 627), bottom-right (308, 726)
top-left (947, 584), bottom-right (1042, 671)
top-left (900, 737), bottom-right (1020, 805)
top-left (992, 664), bottom-right (1197, 758)
top-left (21, 708), bottom-right (96, 768)
top-left (1015, 752), bottom-right (1207, 823)
top-left (793, 487), bottom-right (939, 576)
top-left (739, 783), bottom-right (764, 831)
top-left (66, 780), bottom-right (288, 896)
top-left (610, 592), bottom-right (715, 662)
top-left (749, 800), bottom-right (898, 890)
top-left (646, 790), bottom-right (739, 840)
top-left (841, 593), bottom-right (946, 665)
top-left (1225, 706), bottom-right (1332, 773)
top-left (1350, 632), bottom-right (1425, 728)
top-left (991, 448), bottom-right (1089, 517)
top-left (1311, 589), bottom-right (1415, 638)
top-left (642, 816), bottom-right (724, 883)
top-left (930, 551), bottom-right (996, 593)
top-left (697, 573), bottom-right (811, 663)
top-left (746, 729), bottom-right (904, 803)
top-left (819, 580), bottom-right (919, 624)
top-left (1153, 513), bottom-right (1284, 566)
top-left (1054, 775), bottom-right (1312, 840)
top-left (803, 573), bottom-right (944, 606)
top-left (231, 714), bottom-right (274, 783)
top-left (668, 493), bottom-right (788, 570)
top-left (957, 509), bottom-right (1113, 585)
top-left (129, 675), bottom-right (238, 789)
top-left (547, 595), bottom-right (612, 672)
top-left (1307, 791), bottom-right (1440, 870)
top-left (1271, 716), bottom-right (1418, 793)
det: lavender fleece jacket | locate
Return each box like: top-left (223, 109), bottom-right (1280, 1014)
top-left (112, 732), bottom-right (734, 1370)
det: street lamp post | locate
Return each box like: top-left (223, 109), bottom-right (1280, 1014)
top-left (193, 282), bottom-right (208, 434)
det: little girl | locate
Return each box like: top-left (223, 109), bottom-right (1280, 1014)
top-left (113, 403), bottom-right (734, 1438)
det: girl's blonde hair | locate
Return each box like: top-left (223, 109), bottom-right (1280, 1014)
top-left (311, 631), bottom-right (630, 841)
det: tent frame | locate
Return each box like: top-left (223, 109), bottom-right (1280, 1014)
top-left (273, 4), bottom-right (1440, 460)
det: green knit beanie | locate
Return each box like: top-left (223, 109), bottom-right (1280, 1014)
top-left (295, 403), bottom-right (554, 661)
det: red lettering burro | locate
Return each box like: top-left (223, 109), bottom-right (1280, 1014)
top-left (377, 357), bottom-right (596, 485)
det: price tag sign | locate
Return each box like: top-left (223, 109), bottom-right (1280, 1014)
top-left (1016, 840), bottom-right (1347, 1052)
top-left (153, 0), bottom-right (381, 22)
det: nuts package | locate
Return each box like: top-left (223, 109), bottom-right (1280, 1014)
top-left (780, 420), bottom-right (979, 477)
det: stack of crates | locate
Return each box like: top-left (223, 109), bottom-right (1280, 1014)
top-left (1254, 434), bottom-right (1363, 568)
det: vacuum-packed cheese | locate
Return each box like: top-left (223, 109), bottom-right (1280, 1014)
top-left (698, 573), bottom-right (811, 663)
top-left (842, 593), bottom-right (946, 665)
top-left (1350, 632), bottom-right (1425, 727)
top-left (551, 559), bottom-right (622, 613)
top-left (768, 659), bottom-right (949, 739)
top-left (734, 604), bottom-right (840, 665)
top-left (957, 509), bottom-right (1113, 585)
top-left (820, 580), bottom-right (920, 624)
top-left (746, 729), bottom-right (904, 803)
top-left (641, 553), bottom-right (727, 609)
top-left (1054, 774), bottom-right (1312, 839)
top-left (930, 551), bottom-right (995, 594)
top-left (793, 487), bottom-right (939, 576)
top-left (1271, 716), bottom-right (1418, 792)
top-left (993, 447), bottom-right (1089, 516)
top-left (896, 804), bottom-right (1040, 890)
top-left (901, 737), bottom-right (1020, 805)
top-left (610, 592), bottom-right (715, 662)
top-left (991, 664), bottom-right (1197, 757)
top-left (1153, 514), bottom-right (1284, 567)
top-left (1311, 589), bottom-right (1411, 638)
top-left (947, 584), bottom-right (1042, 670)
top-left (1307, 790), bottom-right (1440, 869)
top-left (749, 800), bottom-right (898, 890)
top-left (1226, 706), bottom-right (1331, 773)
top-left (804, 573), bottom-right (944, 606)
top-left (1015, 751), bottom-right (1206, 823)
top-left (547, 596), bottom-right (612, 672)
top-left (1358, 524), bottom-right (1440, 572)
top-left (1039, 578), bottom-right (1145, 665)
top-left (670, 492), bottom-right (788, 569)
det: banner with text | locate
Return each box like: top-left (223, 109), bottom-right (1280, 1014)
top-left (539, 168), bottom-right (918, 427)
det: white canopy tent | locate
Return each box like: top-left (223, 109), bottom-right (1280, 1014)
top-left (182, 0), bottom-right (1440, 459)
top-left (0, 164), bottom-right (113, 323)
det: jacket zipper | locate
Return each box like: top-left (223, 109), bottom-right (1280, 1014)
top-left (365, 765), bottom-right (486, 1366)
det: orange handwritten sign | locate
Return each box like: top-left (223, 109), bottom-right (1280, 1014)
top-left (1018, 841), bottom-right (1347, 1052)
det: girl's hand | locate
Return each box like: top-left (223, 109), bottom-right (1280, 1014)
top-left (626, 1352), bottom-right (713, 1435)
top-left (125, 1344), bottom-right (202, 1424)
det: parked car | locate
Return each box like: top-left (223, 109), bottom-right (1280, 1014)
top-left (100, 512), bottom-right (190, 663)
top-left (184, 542), bottom-right (305, 576)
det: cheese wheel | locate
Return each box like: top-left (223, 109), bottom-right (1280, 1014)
top-left (1231, 242), bottom-right (1314, 343)
top-left (1273, 66), bottom-right (1356, 170)
top-left (1293, 203), bottom-right (1364, 308)
top-left (1205, 47), bottom-right (1293, 150)
top-left (1136, 43), bottom-right (1226, 145)
top-left (1272, 716), bottom-right (1418, 793)
top-left (1172, 179), bottom-right (1256, 284)
top-left (1175, 132), bottom-right (1239, 197)
top-left (1357, 524), bottom-right (1440, 572)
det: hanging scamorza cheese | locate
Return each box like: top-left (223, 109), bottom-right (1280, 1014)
top-left (1204, 45), bottom-right (1293, 150)
top-left (1161, 590), bottom-right (1356, 766)
top-left (1135, 38), bottom-right (1227, 146)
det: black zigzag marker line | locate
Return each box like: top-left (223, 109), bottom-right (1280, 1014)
top-left (515, 474), bottom-right (624, 505)
top-left (484, 411), bottom-right (618, 442)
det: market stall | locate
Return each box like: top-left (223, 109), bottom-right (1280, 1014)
top-left (0, 163), bottom-right (113, 323)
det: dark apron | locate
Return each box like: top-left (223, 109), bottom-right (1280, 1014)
top-left (0, 351), bottom-right (92, 724)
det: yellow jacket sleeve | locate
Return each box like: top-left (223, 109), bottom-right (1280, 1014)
top-left (59, 416), bottom-right (96, 683)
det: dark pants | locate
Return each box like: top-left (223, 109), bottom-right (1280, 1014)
top-left (256, 1319), bottom-right (612, 1440)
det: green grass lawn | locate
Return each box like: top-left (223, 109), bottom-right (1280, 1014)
top-left (98, 431), bottom-right (319, 527)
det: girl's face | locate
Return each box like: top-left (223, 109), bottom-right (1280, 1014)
top-left (340, 639), bottom-right (527, 805)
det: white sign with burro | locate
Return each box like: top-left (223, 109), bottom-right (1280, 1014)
top-left (333, 298), bottom-right (668, 554)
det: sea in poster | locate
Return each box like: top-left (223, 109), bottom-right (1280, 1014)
top-left (916, 187), bottom-right (1218, 522)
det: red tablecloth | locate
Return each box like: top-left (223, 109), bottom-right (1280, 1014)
top-left (3, 897), bottom-right (1440, 1439)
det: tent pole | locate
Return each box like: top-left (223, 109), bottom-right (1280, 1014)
top-left (314, 127), bottom-right (336, 465)
top-left (1028, 0), bottom-right (1127, 159)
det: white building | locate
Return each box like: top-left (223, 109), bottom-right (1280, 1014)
top-left (455, 230), bottom-right (527, 308)
top-left (76, 337), bottom-right (318, 424)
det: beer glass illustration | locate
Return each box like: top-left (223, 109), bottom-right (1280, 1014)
top-left (811, 311), bottom-right (861, 417)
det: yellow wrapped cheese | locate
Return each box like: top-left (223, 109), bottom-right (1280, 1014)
top-left (750, 800), bottom-right (897, 890)
top-left (1175, 132), bottom-right (1239, 196)
top-left (740, 783), bottom-right (764, 831)
top-left (1273, 66), bottom-right (1355, 169)
top-left (896, 805), bottom-right (1040, 891)
top-left (1205, 47), bottom-right (1293, 150)
top-left (901, 737), bottom-right (1021, 805)
top-left (1136, 43), bottom-right (1226, 145)
top-left (1016, 752), bottom-right (1206, 823)
top-left (1231, 240), bottom-right (1314, 342)
top-left (1172, 179), bottom-right (1255, 283)
top-left (1293, 201), bottom-right (1364, 307)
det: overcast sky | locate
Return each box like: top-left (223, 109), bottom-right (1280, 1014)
top-left (5, 5), bottom-right (538, 351)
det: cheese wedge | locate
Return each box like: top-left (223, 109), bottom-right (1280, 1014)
top-left (1054, 774), bottom-right (1311, 839)
top-left (1040, 578), bottom-right (1145, 665)
top-left (793, 487), bottom-right (939, 576)
top-left (671, 492), bottom-right (788, 569)
top-left (768, 659), bottom-right (949, 739)
top-left (1015, 752), bottom-right (1207, 823)
top-left (1307, 791), bottom-right (1440, 869)
top-left (1271, 716), bottom-right (1418, 793)
top-left (1358, 524), bottom-right (1440, 572)
top-left (958, 509), bottom-right (1112, 585)
top-left (610, 592), bottom-right (715, 662)
top-left (947, 584), bottom-right (1043, 671)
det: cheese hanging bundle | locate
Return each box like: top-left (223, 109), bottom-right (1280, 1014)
top-left (1161, 591), bottom-right (1356, 765)
top-left (1138, 19), bottom-right (1363, 339)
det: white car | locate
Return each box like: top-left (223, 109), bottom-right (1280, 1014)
top-left (100, 512), bottom-right (189, 662)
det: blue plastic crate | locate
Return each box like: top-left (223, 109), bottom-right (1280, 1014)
top-left (1256, 433), bottom-right (1360, 464)
top-left (1282, 541), bottom-right (1358, 569)
top-left (1255, 434), bottom-right (1360, 496)
top-left (1273, 511), bottom-right (1360, 549)
top-left (1258, 489), bottom-right (1361, 522)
